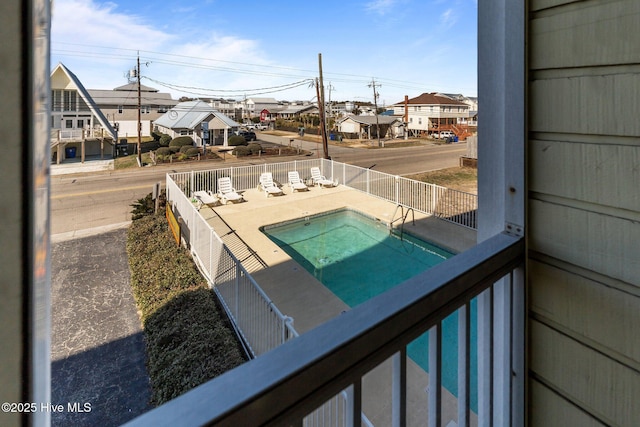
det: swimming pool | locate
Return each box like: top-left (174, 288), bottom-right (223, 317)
top-left (262, 208), bottom-right (478, 411)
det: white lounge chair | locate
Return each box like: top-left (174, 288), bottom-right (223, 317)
top-left (193, 190), bottom-right (219, 210)
top-left (310, 167), bottom-right (337, 188)
top-left (217, 177), bottom-right (244, 204)
top-left (259, 172), bottom-right (284, 197)
top-left (288, 171), bottom-right (309, 192)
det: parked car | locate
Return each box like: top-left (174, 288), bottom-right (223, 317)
top-left (238, 130), bottom-right (257, 141)
top-left (255, 123), bottom-right (268, 131)
top-left (436, 130), bottom-right (455, 140)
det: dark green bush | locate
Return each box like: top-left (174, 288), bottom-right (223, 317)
top-left (159, 134), bottom-right (172, 146)
top-left (156, 147), bottom-right (172, 156)
top-left (126, 211), bottom-right (246, 405)
top-left (247, 143), bottom-right (262, 154)
top-left (185, 147), bottom-right (201, 157)
top-left (228, 135), bottom-right (247, 146)
top-left (169, 146), bottom-right (180, 154)
top-left (152, 131), bottom-right (163, 142)
top-left (179, 145), bottom-right (192, 153)
top-left (169, 136), bottom-right (195, 148)
top-left (232, 146), bottom-right (251, 156)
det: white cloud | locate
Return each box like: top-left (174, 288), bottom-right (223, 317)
top-left (365, 0), bottom-right (400, 16)
top-left (440, 8), bottom-right (457, 28)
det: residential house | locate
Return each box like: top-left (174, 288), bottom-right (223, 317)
top-left (88, 82), bottom-right (177, 138)
top-left (243, 97), bottom-right (281, 119)
top-left (336, 114), bottom-right (403, 139)
top-left (50, 63), bottom-right (117, 163)
top-left (202, 98), bottom-right (241, 121)
top-left (154, 100), bottom-right (240, 147)
top-left (276, 103), bottom-right (319, 119)
top-left (6, 1), bottom-right (640, 426)
top-left (390, 92), bottom-right (470, 138)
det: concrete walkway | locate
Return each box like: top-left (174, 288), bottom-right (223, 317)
top-left (51, 225), bottom-right (151, 426)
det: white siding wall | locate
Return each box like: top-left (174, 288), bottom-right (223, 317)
top-left (528, 0), bottom-right (640, 425)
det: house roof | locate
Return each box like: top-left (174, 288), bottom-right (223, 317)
top-left (246, 97), bottom-right (279, 104)
top-left (114, 82), bottom-right (159, 92)
top-left (88, 88), bottom-right (177, 107)
top-left (154, 100), bottom-right (240, 130)
top-left (337, 114), bottom-right (401, 125)
top-left (392, 93), bottom-right (468, 106)
top-left (277, 104), bottom-right (319, 115)
top-left (51, 63), bottom-right (117, 139)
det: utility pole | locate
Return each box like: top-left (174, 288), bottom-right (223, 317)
top-left (137, 52), bottom-right (142, 167)
top-left (318, 53), bottom-right (330, 159)
top-left (368, 78), bottom-right (382, 147)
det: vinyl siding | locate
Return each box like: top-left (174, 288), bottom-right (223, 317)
top-left (528, 0), bottom-right (640, 425)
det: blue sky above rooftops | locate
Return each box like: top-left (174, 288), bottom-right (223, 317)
top-left (51, 0), bottom-right (477, 105)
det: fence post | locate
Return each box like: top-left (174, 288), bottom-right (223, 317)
top-left (395, 175), bottom-right (400, 205)
top-left (235, 262), bottom-right (240, 319)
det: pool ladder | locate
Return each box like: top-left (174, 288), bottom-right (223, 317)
top-left (390, 205), bottom-right (415, 241)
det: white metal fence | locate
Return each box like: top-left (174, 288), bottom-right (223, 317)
top-left (169, 159), bottom-right (477, 230)
top-left (166, 175), bottom-right (296, 358)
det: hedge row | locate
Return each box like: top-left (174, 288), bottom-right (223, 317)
top-left (126, 202), bottom-right (246, 405)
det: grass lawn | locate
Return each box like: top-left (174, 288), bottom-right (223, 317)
top-left (407, 166), bottom-right (477, 194)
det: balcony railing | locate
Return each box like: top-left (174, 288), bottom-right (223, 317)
top-left (125, 231), bottom-right (524, 426)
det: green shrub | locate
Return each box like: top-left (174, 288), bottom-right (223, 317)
top-left (159, 134), bottom-right (172, 147)
top-left (179, 145), bottom-right (192, 153)
top-left (169, 136), bottom-right (195, 148)
top-left (228, 135), bottom-right (247, 146)
top-left (177, 153), bottom-right (188, 161)
top-left (232, 146), bottom-right (251, 156)
top-left (126, 212), bottom-right (246, 404)
top-left (185, 147), bottom-right (201, 157)
top-left (156, 147), bottom-right (172, 156)
top-left (169, 146), bottom-right (180, 154)
top-left (151, 131), bottom-right (163, 142)
top-left (247, 143), bottom-right (262, 154)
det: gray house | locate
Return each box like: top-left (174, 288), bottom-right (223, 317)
top-left (154, 100), bottom-right (240, 147)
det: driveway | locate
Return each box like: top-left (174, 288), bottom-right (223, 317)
top-left (51, 225), bottom-right (151, 426)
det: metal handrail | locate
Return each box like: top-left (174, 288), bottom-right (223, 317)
top-left (125, 232), bottom-right (524, 426)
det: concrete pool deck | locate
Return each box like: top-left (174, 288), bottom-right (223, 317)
top-left (198, 184), bottom-right (478, 426)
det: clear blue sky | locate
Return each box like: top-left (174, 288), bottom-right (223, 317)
top-left (51, 0), bottom-right (477, 105)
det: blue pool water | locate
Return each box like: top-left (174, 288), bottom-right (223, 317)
top-left (262, 209), bottom-right (478, 412)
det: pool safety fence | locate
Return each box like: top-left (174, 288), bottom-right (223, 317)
top-left (166, 175), bottom-right (296, 358)
top-left (169, 158), bottom-right (477, 230)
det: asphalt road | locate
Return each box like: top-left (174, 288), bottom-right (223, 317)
top-left (51, 135), bottom-right (467, 235)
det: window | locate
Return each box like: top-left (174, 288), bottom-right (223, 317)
top-left (65, 119), bottom-right (73, 128)
top-left (141, 106), bottom-right (150, 114)
top-left (63, 90), bottom-right (76, 111)
top-left (418, 118), bottom-right (422, 125)
top-left (118, 105), bottom-right (123, 114)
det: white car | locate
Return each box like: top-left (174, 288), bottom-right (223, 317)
top-left (255, 123), bottom-right (268, 131)
top-left (437, 130), bottom-right (455, 139)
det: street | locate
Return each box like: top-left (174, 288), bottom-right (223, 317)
top-left (51, 135), bottom-right (467, 235)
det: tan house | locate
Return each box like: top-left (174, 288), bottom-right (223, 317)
top-left (390, 92), bottom-right (470, 137)
top-left (88, 83), bottom-right (177, 138)
top-left (50, 63), bottom-right (117, 163)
